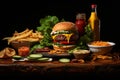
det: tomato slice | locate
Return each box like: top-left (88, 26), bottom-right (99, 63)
top-left (53, 40), bottom-right (75, 45)
top-left (60, 41), bottom-right (75, 45)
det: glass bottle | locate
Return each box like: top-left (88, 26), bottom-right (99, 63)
top-left (88, 4), bottom-right (100, 41)
top-left (75, 13), bottom-right (86, 37)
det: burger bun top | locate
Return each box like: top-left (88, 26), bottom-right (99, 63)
top-left (52, 21), bottom-right (77, 32)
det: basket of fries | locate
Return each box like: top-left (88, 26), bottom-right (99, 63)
top-left (3, 28), bottom-right (44, 50)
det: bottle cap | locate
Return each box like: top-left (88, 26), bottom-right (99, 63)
top-left (76, 13), bottom-right (86, 20)
top-left (91, 4), bottom-right (97, 9)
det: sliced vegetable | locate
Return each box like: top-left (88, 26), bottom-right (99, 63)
top-left (60, 41), bottom-right (75, 45)
top-left (13, 55), bottom-right (23, 60)
top-left (27, 54), bottom-right (43, 60)
top-left (37, 57), bottom-right (49, 61)
top-left (59, 58), bottom-right (70, 63)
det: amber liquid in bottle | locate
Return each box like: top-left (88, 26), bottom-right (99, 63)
top-left (88, 4), bottom-right (100, 41)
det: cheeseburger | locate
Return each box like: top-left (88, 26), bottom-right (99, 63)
top-left (51, 21), bottom-right (79, 51)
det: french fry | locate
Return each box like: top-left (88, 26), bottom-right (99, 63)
top-left (3, 28), bottom-right (30, 40)
top-left (2, 37), bottom-right (12, 40)
top-left (3, 28), bottom-right (44, 45)
top-left (17, 38), bottom-right (40, 42)
top-left (13, 28), bottom-right (30, 37)
top-left (8, 30), bottom-right (33, 44)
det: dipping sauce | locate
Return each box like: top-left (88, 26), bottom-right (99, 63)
top-left (18, 46), bottom-right (30, 57)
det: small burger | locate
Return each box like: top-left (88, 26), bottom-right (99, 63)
top-left (51, 21), bottom-right (79, 51)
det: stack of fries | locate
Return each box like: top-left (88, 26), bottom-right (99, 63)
top-left (3, 28), bottom-right (44, 44)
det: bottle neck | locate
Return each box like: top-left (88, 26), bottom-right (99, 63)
top-left (92, 8), bottom-right (95, 12)
top-left (90, 5), bottom-right (98, 19)
top-left (91, 5), bottom-right (97, 14)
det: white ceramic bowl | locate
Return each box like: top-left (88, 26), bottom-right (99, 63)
top-left (87, 41), bottom-right (115, 55)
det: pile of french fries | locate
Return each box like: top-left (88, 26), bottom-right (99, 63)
top-left (3, 28), bottom-right (44, 44)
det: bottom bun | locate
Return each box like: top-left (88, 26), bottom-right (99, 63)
top-left (53, 45), bottom-right (76, 51)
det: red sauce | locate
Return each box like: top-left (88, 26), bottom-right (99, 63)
top-left (18, 46), bottom-right (30, 57)
top-left (75, 13), bottom-right (86, 36)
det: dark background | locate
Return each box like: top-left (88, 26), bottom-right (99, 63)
top-left (0, 0), bottom-right (120, 52)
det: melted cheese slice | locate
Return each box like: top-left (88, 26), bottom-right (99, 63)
top-left (52, 33), bottom-right (73, 43)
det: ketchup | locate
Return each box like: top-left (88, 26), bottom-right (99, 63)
top-left (75, 13), bottom-right (86, 37)
top-left (18, 46), bottom-right (30, 57)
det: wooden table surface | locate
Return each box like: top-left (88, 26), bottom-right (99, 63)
top-left (0, 52), bottom-right (120, 80)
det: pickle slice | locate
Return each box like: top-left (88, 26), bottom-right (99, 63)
top-left (37, 57), bottom-right (49, 61)
top-left (12, 55), bottom-right (23, 60)
top-left (27, 54), bottom-right (43, 60)
top-left (59, 58), bottom-right (70, 63)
